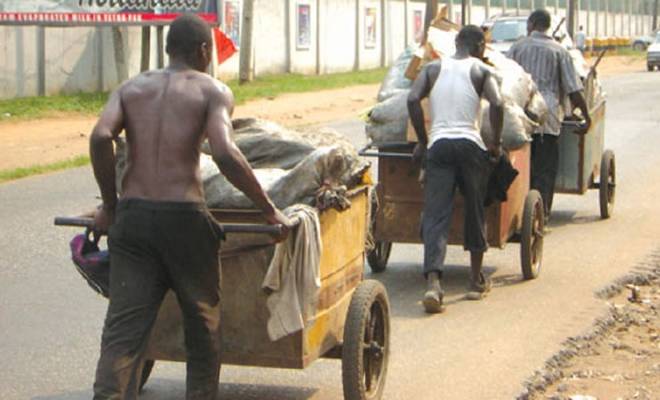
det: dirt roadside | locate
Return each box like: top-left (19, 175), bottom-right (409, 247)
top-left (0, 55), bottom-right (647, 172)
top-left (522, 258), bottom-right (660, 400)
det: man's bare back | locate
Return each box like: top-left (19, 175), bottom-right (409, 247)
top-left (119, 68), bottom-right (231, 203)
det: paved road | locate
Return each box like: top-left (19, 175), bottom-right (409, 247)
top-left (2, 71), bottom-right (660, 400)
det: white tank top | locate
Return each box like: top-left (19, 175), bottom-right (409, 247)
top-left (428, 57), bottom-right (486, 150)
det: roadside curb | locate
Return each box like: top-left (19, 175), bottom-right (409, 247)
top-left (516, 248), bottom-right (660, 399)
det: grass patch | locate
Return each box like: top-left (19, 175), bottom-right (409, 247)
top-left (0, 92), bottom-right (108, 121)
top-left (614, 47), bottom-right (647, 58)
top-left (0, 68), bottom-right (387, 121)
top-left (229, 68), bottom-right (387, 105)
top-left (0, 155), bottom-right (90, 183)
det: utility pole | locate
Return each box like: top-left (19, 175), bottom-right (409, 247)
top-left (485, 0), bottom-right (490, 20)
top-left (604, 0), bottom-right (608, 36)
top-left (502, 0), bottom-right (507, 15)
top-left (620, 0), bottom-right (625, 35)
top-left (461, 0), bottom-right (467, 25)
top-left (587, 0), bottom-right (591, 36)
top-left (516, 0), bottom-right (520, 16)
top-left (140, 27), bottom-right (150, 72)
top-left (628, 0), bottom-right (632, 37)
top-left (555, 0), bottom-right (559, 15)
top-left (595, 0), bottom-right (600, 36)
top-left (568, 0), bottom-right (577, 38)
top-left (448, 0), bottom-right (454, 23)
top-left (654, 0), bottom-right (658, 30)
top-left (467, 0), bottom-right (472, 25)
top-left (423, 0), bottom-right (438, 43)
top-left (404, 0), bottom-right (409, 46)
top-left (239, 0), bottom-right (255, 83)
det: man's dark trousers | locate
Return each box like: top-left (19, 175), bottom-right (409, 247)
top-left (422, 139), bottom-right (491, 276)
top-left (93, 199), bottom-right (223, 400)
top-left (530, 133), bottom-right (559, 217)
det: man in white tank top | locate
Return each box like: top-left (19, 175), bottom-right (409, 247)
top-left (408, 26), bottom-right (504, 313)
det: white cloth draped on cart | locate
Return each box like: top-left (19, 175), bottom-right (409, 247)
top-left (262, 205), bottom-right (322, 341)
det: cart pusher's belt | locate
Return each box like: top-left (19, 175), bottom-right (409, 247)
top-left (54, 216), bottom-right (294, 236)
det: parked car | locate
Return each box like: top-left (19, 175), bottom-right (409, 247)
top-left (647, 32), bottom-right (660, 71)
top-left (484, 14), bottom-right (573, 54)
top-left (632, 31), bottom-right (659, 51)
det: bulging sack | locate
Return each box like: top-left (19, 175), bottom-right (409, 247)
top-left (116, 118), bottom-right (369, 210)
top-left (377, 46), bottom-right (416, 102)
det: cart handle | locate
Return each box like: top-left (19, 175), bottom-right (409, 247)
top-left (358, 143), bottom-right (415, 159)
top-left (54, 216), bottom-right (293, 236)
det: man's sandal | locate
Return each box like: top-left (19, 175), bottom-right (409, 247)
top-left (466, 273), bottom-right (492, 301)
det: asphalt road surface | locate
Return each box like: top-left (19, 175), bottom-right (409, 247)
top-left (2, 71), bottom-right (660, 400)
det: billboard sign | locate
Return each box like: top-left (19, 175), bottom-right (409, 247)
top-left (0, 0), bottom-right (218, 26)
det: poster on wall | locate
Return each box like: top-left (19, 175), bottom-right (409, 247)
top-left (364, 7), bottom-right (377, 49)
top-left (296, 2), bottom-right (311, 50)
top-left (223, 0), bottom-right (241, 48)
top-left (413, 9), bottom-right (424, 43)
top-left (0, 0), bottom-right (218, 26)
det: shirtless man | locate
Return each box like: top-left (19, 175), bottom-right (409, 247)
top-left (408, 26), bottom-right (504, 313)
top-left (89, 14), bottom-right (289, 399)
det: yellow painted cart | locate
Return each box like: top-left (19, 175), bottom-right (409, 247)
top-left (55, 186), bottom-right (390, 400)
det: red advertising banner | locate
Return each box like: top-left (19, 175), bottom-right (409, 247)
top-left (0, 0), bottom-right (218, 26)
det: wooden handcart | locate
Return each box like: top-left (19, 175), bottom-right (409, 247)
top-left (55, 186), bottom-right (391, 400)
top-left (360, 143), bottom-right (545, 280)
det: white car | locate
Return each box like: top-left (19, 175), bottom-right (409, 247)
top-left (647, 33), bottom-right (660, 72)
top-left (485, 14), bottom-right (573, 54)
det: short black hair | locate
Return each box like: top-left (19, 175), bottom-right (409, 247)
top-left (166, 14), bottom-right (212, 57)
top-left (456, 25), bottom-right (485, 49)
top-left (528, 9), bottom-right (551, 31)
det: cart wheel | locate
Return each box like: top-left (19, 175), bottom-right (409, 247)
top-left (342, 280), bottom-right (390, 400)
top-left (139, 359), bottom-right (155, 392)
top-left (599, 150), bottom-right (616, 219)
top-left (367, 241), bottom-right (392, 273)
top-left (521, 190), bottom-right (544, 280)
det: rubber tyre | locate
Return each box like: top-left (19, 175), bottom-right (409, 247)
top-left (633, 42), bottom-right (646, 51)
top-left (366, 241), bottom-right (392, 273)
top-left (139, 360), bottom-right (155, 392)
top-left (599, 150), bottom-right (616, 219)
top-left (649, 64), bottom-right (655, 72)
top-left (521, 190), bottom-right (544, 280)
top-left (342, 280), bottom-right (390, 400)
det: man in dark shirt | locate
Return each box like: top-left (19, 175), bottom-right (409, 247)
top-left (507, 9), bottom-right (591, 219)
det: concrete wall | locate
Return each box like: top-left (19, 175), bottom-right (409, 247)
top-left (0, 0), bottom-right (656, 99)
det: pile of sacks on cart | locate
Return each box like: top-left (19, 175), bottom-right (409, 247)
top-left (366, 15), bottom-right (605, 151)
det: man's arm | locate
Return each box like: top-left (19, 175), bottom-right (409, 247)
top-left (407, 63), bottom-right (439, 147)
top-left (90, 87), bottom-right (124, 231)
top-left (559, 49), bottom-right (591, 134)
top-left (568, 91), bottom-right (591, 134)
top-left (204, 83), bottom-right (290, 230)
top-left (480, 67), bottom-right (505, 156)
top-left (407, 63), bottom-right (440, 162)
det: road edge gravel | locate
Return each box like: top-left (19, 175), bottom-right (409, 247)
top-left (516, 248), bottom-right (660, 399)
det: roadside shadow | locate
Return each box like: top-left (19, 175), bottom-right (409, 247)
top-left (33, 391), bottom-right (91, 400)
top-left (218, 382), bottom-right (317, 400)
top-left (548, 209), bottom-right (602, 229)
top-left (491, 273), bottom-right (527, 288)
top-left (366, 261), bottom-right (499, 319)
top-left (32, 380), bottom-right (318, 400)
